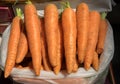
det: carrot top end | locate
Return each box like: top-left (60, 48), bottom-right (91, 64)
top-left (25, 0), bottom-right (32, 4)
top-left (16, 8), bottom-right (23, 18)
top-left (60, 1), bottom-right (71, 9)
top-left (101, 12), bottom-right (107, 20)
top-left (66, 1), bottom-right (71, 8)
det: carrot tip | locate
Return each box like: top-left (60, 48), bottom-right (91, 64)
top-left (97, 48), bottom-right (103, 54)
top-left (79, 59), bottom-right (84, 64)
top-left (72, 69), bottom-right (78, 73)
top-left (35, 72), bottom-right (40, 76)
top-left (16, 59), bottom-right (21, 64)
top-left (54, 71), bottom-right (59, 75)
top-left (94, 68), bottom-right (99, 71)
top-left (53, 67), bottom-right (60, 75)
top-left (4, 72), bottom-right (9, 78)
top-left (84, 63), bottom-right (91, 71)
top-left (67, 70), bottom-right (72, 74)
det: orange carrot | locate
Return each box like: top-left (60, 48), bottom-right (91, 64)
top-left (53, 20), bottom-right (63, 74)
top-left (76, 3), bottom-right (89, 64)
top-left (73, 11), bottom-right (78, 72)
top-left (41, 64), bottom-right (44, 70)
top-left (84, 11), bottom-right (100, 70)
top-left (92, 52), bottom-right (99, 71)
top-left (97, 12), bottom-right (108, 54)
top-left (40, 18), bottom-right (52, 71)
top-left (72, 57), bottom-right (78, 72)
top-left (4, 8), bottom-right (21, 78)
top-left (44, 4), bottom-right (58, 67)
top-left (62, 2), bottom-right (77, 73)
top-left (24, 1), bottom-right (41, 76)
top-left (16, 23), bottom-right (28, 63)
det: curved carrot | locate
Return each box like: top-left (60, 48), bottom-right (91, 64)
top-left (44, 4), bottom-right (58, 67)
top-left (92, 52), bottom-right (99, 71)
top-left (53, 20), bottom-right (63, 74)
top-left (76, 3), bottom-right (89, 64)
top-left (40, 18), bottom-right (52, 71)
top-left (62, 1), bottom-right (77, 73)
top-left (84, 11), bottom-right (100, 70)
top-left (16, 23), bottom-right (28, 64)
top-left (97, 12), bottom-right (108, 54)
top-left (24, 1), bottom-right (41, 76)
top-left (4, 8), bottom-right (21, 78)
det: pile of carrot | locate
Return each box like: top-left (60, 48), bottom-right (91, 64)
top-left (4, 1), bottom-right (108, 78)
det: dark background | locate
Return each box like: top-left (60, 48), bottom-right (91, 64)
top-left (107, 0), bottom-right (120, 83)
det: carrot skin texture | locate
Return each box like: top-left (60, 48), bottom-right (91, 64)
top-left (92, 52), bottom-right (99, 71)
top-left (84, 11), bottom-right (100, 70)
top-left (4, 16), bottom-right (21, 78)
top-left (44, 4), bottom-right (58, 67)
top-left (76, 3), bottom-right (89, 64)
top-left (62, 8), bottom-right (77, 73)
top-left (53, 21), bottom-right (63, 74)
top-left (72, 12), bottom-right (78, 72)
top-left (40, 18), bottom-right (52, 71)
top-left (16, 25), bottom-right (28, 63)
top-left (24, 3), bottom-right (41, 76)
top-left (97, 18), bottom-right (108, 54)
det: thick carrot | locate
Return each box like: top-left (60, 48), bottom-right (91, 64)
top-left (76, 3), bottom-right (89, 64)
top-left (4, 8), bottom-right (21, 78)
top-left (24, 1), bottom-right (41, 76)
top-left (16, 23), bottom-right (28, 63)
top-left (92, 52), bottom-right (99, 71)
top-left (84, 11), bottom-right (100, 70)
top-left (97, 12), bottom-right (108, 54)
top-left (53, 20), bottom-right (63, 74)
top-left (62, 2), bottom-right (77, 73)
top-left (40, 18), bottom-right (52, 71)
top-left (44, 4), bottom-right (58, 67)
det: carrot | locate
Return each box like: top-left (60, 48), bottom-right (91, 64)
top-left (53, 20), bottom-right (63, 74)
top-left (84, 11), bottom-right (100, 70)
top-left (16, 23), bottom-right (28, 63)
top-left (97, 12), bottom-right (108, 54)
top-left (41, 65), bottom-right (44, 70)
top-left (24, 1), bottom-right (41, 76)
top-left (92, 52), bottom-right (99, 71)
top-left (4, 8), bottom-right (21, 78)
top-left (40, 18), bottom-right (52, 71)
top-left (15, 65), bottom-right (23, 69)
top-left (44, 4), bottom-right (58, 67)
top-left (73, 11), bottom-right (78, 73)
top-left (76, 3), bottom-right (89, 64)
top-left (72, 57), bottom-right (78, 72)
top-left (62, 1), bottom-right (77, 73)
